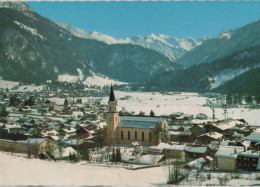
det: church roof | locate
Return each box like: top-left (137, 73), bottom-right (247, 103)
top-left (109, 85), bottom-right (116, 101)
top-left (118, 116), bottom-right (164, 129)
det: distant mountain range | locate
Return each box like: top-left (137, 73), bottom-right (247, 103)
top-left (175, 20), bottom-right (260, 67)
top-left (0, 2), bottom-right (177, 84)
top-left (57, 22), bottom-right (206, 62)
top-left (0, 2), bottom-right (260, 95)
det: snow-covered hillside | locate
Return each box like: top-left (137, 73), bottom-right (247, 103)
top-left (58, 70), bottom-right (128, 87)
top-left (57, 22), bottom-right (206, 61)
top-left (210, 63), bottom-right (260, 89)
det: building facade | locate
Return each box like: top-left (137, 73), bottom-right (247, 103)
top-left (105, 85), bottom-right (169, 146)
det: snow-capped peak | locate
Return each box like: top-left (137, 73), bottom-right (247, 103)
top-left (57, 22), bottom-right (205, 61)
top-left (0, 2), bottom-right (34, 13)
top-left (217, 30), bottom-right (232, 40)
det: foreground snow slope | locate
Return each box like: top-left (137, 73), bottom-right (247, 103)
top-left (0, 152), bottom-right (166, 185)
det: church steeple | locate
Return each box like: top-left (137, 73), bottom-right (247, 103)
top-left (109, 84), bottom-right (116, 101)
top-left (106, 84), bottom-right (119, 145)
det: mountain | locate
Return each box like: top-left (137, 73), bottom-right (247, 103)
top-left (147, 45), bottom-right (260, 94)
top-left (175, 20), bottom-right (260, 67)
top-left (0, 2), bottom-right (177, 84)
top-left (57, 22), bottom-right (206, 61)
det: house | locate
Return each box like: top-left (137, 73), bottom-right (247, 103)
top-left (197, 132), bottom-right (223, 144)
top-left (190, 125), bottom-right (206, 138)
top-left (196, 113), bottom-right (208, 120)
top-left (169, 131), bottom-right (193, 143)
top-left (215, 146), bottom-right (244, 172)
top-left (245, 130), bottom-right (260, 149)
top-left (236, 150), bottom-right (260, 171)
top-left (161, 144), bottom-right (186, 159)
top-left (185, 146), bottom-right (209, 159)
top-left (105, 85), bottom-right (169, 146)
top-left (185, 156), bottom-right (213, 170)
top-left (0, 137), bottom-right (59, 157)
top-left (205, 118), bottom-right (246, 139)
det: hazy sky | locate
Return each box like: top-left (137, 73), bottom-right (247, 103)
top-left (26, 1), bottom-right (260, 39)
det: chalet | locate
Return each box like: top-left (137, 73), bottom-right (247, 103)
top-left (237, 150), bottom-right (260, 171)
top-left (197, 132), bottom-right (223, 144)
top-left (162, 144), bottom-right (186, 159)
top-left (215, 146), bottom-right (244, 172)
top-left (245, 130), bottom-right (260, 149)
top-left (190, 124), bottom-right (206, 138)
top-left (185, 146), bottom-right (209, 159)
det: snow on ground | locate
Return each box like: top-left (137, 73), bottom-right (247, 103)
top-left (83, 71), bottom-right (128, 87)
top-left (210, 64), bottom-right (260, 89)
top-left (109, 91), bottom-right (260, 126)
top-left (0, 79), bottom-right (19, 89)
top-left (0, 79), bottom-right (44, 92)
top-left (58, 70), bottom-right (127, 87)
top-left (0, 152), bottom-right (166, 185)
top-left (13, 21), bottom-right (45, 39)
top-left (1, 152), bottom-right (260, 186)
top-left (49, 91), bottom-right (260, 127)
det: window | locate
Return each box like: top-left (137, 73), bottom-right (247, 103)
top-left (110, 117), bottom-right (112, 122)
top-left (121, 130), bottom-right (124, 139)
top-left (149, 132), bottom-right (152, 142)
top-left (128, 131), bottom-right (130, 140)
top-left (135, 131), bottom-right (137, 140)
top-left (142, 132), bottom-right (144, 141)
top-left (115, 117), bottom-right (117, 122)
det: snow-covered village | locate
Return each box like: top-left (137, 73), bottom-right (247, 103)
top-left (1, 1), bottom-right (260, 186)
top-left (0, 78), bottom-right (260, 186)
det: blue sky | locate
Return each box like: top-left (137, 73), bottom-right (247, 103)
top-left (26, 1), bottom-right (260, 39)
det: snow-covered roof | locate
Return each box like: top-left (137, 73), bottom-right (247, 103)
top-left (198, 132), bottom-right (223, 140)
top-left (185, 146), bottom-right (207, 154)
top-left (50, 135), bottom-right (60, 141)
top-left (118, 116), bottom-right (164, 129)
top-left (186, 157), bottom-right (207, 169)
top-left (149, 142), bottom-right (171, 151)
top-left (52, 147), bottom-right (77, 159)
top-left (163, 144), bottom-right (186, 151)
top-left (62, 128), bottom-right (76, 134)
top-left (191, 119), bottom-right (208, 125)
top-left (245, 131), bottom-right (260, 142)
top-left (169, 131), bottom-right (182, 135)
top-left (232, 131), bottom-right (244, 138)
top-left (17, 138), bottom-right (46, 146)
top-left (238, 150), bottom-right (260, 158)
top-left (212, 120), bottom-right (243, 131)
top-left (62, 139), bottom-right (84, 146)
top-left (168, 126), bottom-right (182, 131)
top-left (215, 146), bottom-right (244, 159)
top-left (123, 154), bottom-right (164, 165)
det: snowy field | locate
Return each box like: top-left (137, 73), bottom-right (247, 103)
top-left (1, 78), bottom-right (260, 126)
top-left (0, 152), bottom-right (259, 186)
top-left (50, 90), bottom-right (260, 127)
top-left (0, 152), bottom-right (166, 185)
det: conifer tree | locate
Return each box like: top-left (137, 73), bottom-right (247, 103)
top-left (111, 147), bottom-right (116, 162)
top-left (116, 148), bottom-right (121, 162)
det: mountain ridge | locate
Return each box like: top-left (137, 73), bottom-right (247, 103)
top-left (56, 22), bottom-right (206, 61)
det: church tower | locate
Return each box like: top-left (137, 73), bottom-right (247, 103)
top-left (106, 85), bottom-right (119, 145)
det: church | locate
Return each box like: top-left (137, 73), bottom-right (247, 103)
top-left (105, 85), bottom-right (169, 146)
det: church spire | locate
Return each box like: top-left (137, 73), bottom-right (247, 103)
top-left (109, 84), bottom-right (116, 101)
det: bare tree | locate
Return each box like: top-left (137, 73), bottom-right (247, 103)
top-left (167, 160), bottom-right (185, 184)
